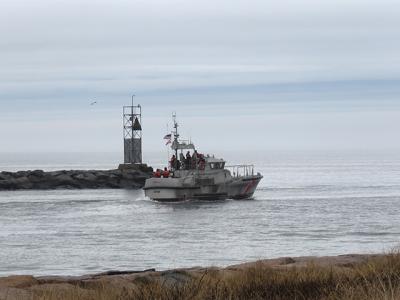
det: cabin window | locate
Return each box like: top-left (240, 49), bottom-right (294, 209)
top-left (209, 162), bottom-right (224, 169)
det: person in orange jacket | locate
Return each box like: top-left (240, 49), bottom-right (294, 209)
top-left (162, 167), bottom-right (170, 178)
top-left (154, 169), bottom-right (162, 178)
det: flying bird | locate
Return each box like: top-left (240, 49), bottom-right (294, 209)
top-left (90, 101), bottom-right (97, 106)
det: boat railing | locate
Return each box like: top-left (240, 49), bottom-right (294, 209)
top-left (226, 164), bottom-right (255, 178)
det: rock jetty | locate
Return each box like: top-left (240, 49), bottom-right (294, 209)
top-left (0, 164), bottom-right (153, 190)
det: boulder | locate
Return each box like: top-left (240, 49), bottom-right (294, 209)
top-left (73, 172), bottom-right (97, 182)
top-left (93, 171), bottom-right (109, 181)
top-left (12, 177), bottom-right (33, 189)
top-left (121, 171), bottom-right (141, 180)
top-left (109, 170), bottom-right (123, 178)
top-left (54, 174), bottom-right (81, 188)
top-left (29, 170), bottom-right (45, 178)
top-left (48, 170), bottom-right (66, 177)
top-left (0, 180), bottom-right (14, 190)
top-left (14, 171), bottom-right (28, 178)
top-left (0, 171), bottom-right (13, 177)
top-left (0, 173), bottom-right (11, 181)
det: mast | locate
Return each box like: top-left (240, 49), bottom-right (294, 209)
top-left (172, 112), bottom-right (179, 169)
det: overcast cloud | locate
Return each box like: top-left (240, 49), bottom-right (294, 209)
top-left (1, 0), bottom-right (400, 154)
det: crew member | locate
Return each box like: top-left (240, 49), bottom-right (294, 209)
top-left (162, 167), bottom-right (170, 178)
top-left (170, 155), bottom-right (177, 170)
top-left (192, 150), bottom-right (198, 168)
top-left (185, 151), bottom-right (191, 169)
top-left (198, 153), bottom-right (205, 170)
top-left (154, 169), bottom-right (162, 178)
top-left (180, 153), bottom-right (185, 169)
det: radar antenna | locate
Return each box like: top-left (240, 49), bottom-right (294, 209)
top-left (172, 112), bottom-right (179, 169)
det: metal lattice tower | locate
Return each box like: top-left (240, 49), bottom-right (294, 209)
top-left (123, 97), bottom-right (142, 164)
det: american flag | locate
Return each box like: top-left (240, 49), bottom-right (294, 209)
top-left (163, 134), bottom-right (172, 145)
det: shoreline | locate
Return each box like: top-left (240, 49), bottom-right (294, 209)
top-left (0, 253), bottom-right (391, 299)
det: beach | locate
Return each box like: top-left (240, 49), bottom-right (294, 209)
top-left (2, 253), bottom-right (400, 299)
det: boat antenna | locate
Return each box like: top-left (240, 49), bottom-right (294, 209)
top-left (166, 122), bottom-right (170, 165)
top-left (172, 112), bottom-right (179, 170)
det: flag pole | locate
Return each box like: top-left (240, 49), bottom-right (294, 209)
top-left (166, 123), bottom-right (170, 168)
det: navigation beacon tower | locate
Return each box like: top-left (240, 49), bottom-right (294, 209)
top-left (123, 96), bottom-right (142, 164)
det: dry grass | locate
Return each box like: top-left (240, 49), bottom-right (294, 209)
top-left (24, 253), bottom-right (400, 299)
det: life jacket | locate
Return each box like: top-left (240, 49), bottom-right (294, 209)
top-left (162, 170), bottom-right (170, 178)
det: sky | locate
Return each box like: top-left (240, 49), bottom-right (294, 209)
top-left (1, 0), bottom-right (400, 155)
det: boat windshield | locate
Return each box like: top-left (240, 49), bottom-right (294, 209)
top-left (209, 162), bottom-right (225, 169)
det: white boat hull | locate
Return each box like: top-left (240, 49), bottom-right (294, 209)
top-left (143, 178), bottom-right (198, 201)
top-left (144, 175), bottom-right (262, 202)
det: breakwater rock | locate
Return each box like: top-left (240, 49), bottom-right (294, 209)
top-left (0, 165), bottom-right (153, 190)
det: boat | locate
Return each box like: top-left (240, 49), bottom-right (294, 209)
top-left (144, 114), bottom-right (263, 202)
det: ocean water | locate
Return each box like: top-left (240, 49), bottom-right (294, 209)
top-left (0, 150), bottom-right (400, 276)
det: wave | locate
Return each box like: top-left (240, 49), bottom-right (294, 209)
top-left (254, 195), bottom-right (400, 202)
top-left (258, 184), bottom-right (400, 192)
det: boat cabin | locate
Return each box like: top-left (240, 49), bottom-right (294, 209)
top-left (205, 157), bottom-right (226, 171)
